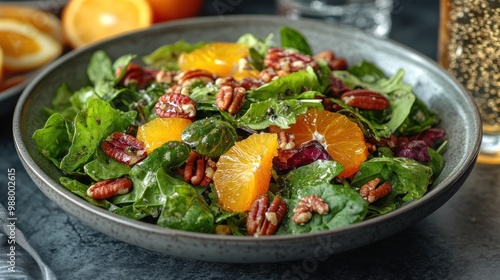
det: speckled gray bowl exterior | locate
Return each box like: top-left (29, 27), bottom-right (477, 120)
top-left (13, 16), bottom-right (481, 263)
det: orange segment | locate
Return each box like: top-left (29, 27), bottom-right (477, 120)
top-left (280, 108), bottom-right (368, 178)
top-left (213, 133), bottom-right (279, 212)
top-left (136, 117), bottom-right (192, 154)
top-left (232, 69), bottom-right (260, 81)
top-left (0, 19), bottom-right (62, 73)
top-left (178, 42), bottom-right (250, 77)
top-left (61, 0), bottom-right (152, 48)
top-left (0, 5), bottom-right (64, 44)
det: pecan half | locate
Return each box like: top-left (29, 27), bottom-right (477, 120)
top-left (116, 63), bottom-right (146, 88)
top-left (359, 178), bottom-right (392, 204)
top-left (216, 77), bottom-right (264, 91)
top-left (326, 76), bottom-right (351, 98)
top-left (216, 85), bottom-right (246, 114)
top-left (313, 50), bottom-right (348, 70)
top-left (101, 132), bottom-right (147, 166)
top-left (292, 195), bottom-right (329, 225)
top-left (246, 194), bottom-right (287, 236)
top-left (259, 197), bottom-right (287, 236)
top-left (181, 151), bottom-right (217, 187)
top-left (155, 92), bottom-right (197, 119)
top-left (153, 69), bottom-right (175, 84)
top-left (278, 131), bottom-right (296, 150)
top-left (264, 48), bottom-right (318, 73)
top-left (247, 194), bottom-right (269, 236)
top-left (87, 178), bottom-right (132, 200)
top-left (175, 69), bottom-right (217, 87)
top-left (314, 50), bottom-right (336, 67)
top-left (240, 77), bottom-right (265, 90)
top-left (115, 63), bottom-right (172, 88)
top-left (341, 89), bottom-right (391, 110)
top-left (331, 58), bottom-right (348, 70)
top-left (258, 67), bottom-right (281, 83)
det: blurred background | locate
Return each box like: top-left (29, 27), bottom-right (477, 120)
top-left (203, 0), bottom-right (438, 58)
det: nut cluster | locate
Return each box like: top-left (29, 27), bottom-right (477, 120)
top-left (216, 85), bottom-right (246, 114)
top-left (292, 195), bottom-right (329, 225)
top-left (313, 50), bottom-right (348, 70)
top-left (115, 62), bottom-right (174, 88)
top-left (264, 47), bottom-right (319, 73)
top-left (277, 131), bottom-right (296, 150)
top-left (359, 178), bottom-right (392, 204)
top-left (180, 151), bottom-right (217, 187)
top-left (216, 76), bottom-right (263, 91)
top-left (246, 194), bottom-right (287, 236)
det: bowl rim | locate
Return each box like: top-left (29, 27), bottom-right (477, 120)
top-left (13, 15), bottom-right (482, 244)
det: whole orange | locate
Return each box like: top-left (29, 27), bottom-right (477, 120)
top-left (147, 0), bottom-right (204, 23)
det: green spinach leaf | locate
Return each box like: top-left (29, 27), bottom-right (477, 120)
top-left (351, 157), bottom-right (433, 203)
top-left (83, 148), bottom-right (131, 181)
top-left (280, 26), bottom-right (313, 55)
top-left (238, 99), bottom-right (322, 130)
top-left (281, 160), bottom-right (344, 197)
top-left (280, 183), bottom-right (367, 234)
top-left (181, 117), bottom-right (237, 157)
top-left (112, 141), bottom-right (191, 204)
top-left (60, 177), bottom-right (117, 210)
top-left (247, 68), bottom-right (322, 101)
top-left (87, 50), bottom-right (115, 86)
top-left (156, 169), bottom-right (215, 233)
top-left (142, 40), bottom-right (205, 70)
top-left (59, 98), bottom-right (136, 172)
top-left (33, 113), bottom-right (72, 166)
top-left (334, 67), bottom-right (416, 133)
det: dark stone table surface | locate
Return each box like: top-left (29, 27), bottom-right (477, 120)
top-left (2, 0), bottom-right (500, 279)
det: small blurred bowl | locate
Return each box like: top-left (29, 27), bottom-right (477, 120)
top-left (0, 0), bottom-right (67, 113)
top-left (13, 16), bottom-right (481, 263)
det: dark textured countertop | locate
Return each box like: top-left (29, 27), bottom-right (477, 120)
top-left (2, 1), bottom-right (500, 279)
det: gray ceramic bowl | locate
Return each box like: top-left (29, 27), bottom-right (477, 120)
top-left (13, 16), bottom-right (481, 263)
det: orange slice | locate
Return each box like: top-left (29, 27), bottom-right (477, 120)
top-left (0, 47), bottom-right (3, 82)
top-left (0, 5), bottom-right (64, 44)
top-left (277, 108), bottom-right (368, 178)
top-left (0, 19), bottom-right (62, 73)
top-left (213, 133), bottom-right (279, 212)
top-left (178, 42), bottom-right (250, 77)
top-left (136, 117), bottom-right (192, 154)
top-left (146, 0), bottom-right (204, 23)
top-left (61, 0), bottom-right (152, 48)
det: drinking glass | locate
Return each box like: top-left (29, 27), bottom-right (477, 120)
top-left (276, 0), bottom-right (394, 38)
top-left (438, 0), bottom-right (500, 164)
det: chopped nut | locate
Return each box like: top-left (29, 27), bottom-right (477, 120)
top-left (215, 225), bottom-right (232, 235)
top-left (292, 195), bottom-right (329, 225)
top-left (359, 178), bottom-right (392, 204)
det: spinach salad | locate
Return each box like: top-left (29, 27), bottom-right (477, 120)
top-left (33, 27), bottom-right (447, 236)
